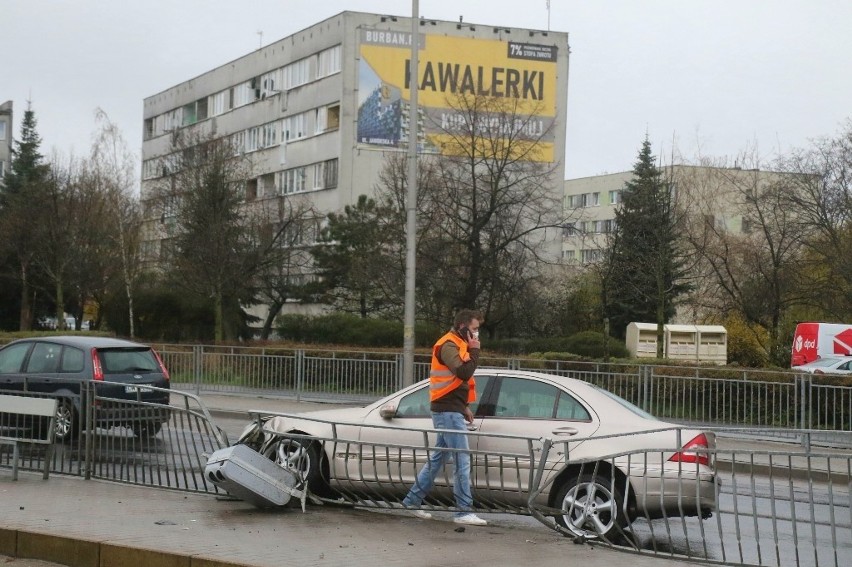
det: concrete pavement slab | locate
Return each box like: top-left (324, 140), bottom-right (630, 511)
top-left (1, 472), bottom-right (707, 567)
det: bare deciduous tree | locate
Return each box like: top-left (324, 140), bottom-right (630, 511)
top-left (375, 93), bottom-right (563, 331)
top-left (89, 109), bottom-right (142, 336)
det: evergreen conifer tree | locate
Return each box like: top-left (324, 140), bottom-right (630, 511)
top-left (604, 138), bottom-right (691, 355)
top-left (0, 105), bottom-right (50, 330)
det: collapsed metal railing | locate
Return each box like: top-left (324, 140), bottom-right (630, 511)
top-left (250, 411), bottom-right (851, 567)
top-left (0, 382), bottom-right (229, 492)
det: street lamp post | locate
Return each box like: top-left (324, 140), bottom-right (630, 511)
top-left (402, 0), bottom-right (419, 387)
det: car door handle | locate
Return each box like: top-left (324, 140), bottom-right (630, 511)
top-left (552, 427), bottom-right (579, 436)
top-left (466, 424), bottom-right (478, 431)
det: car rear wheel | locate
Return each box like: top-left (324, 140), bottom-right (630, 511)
top-left (261, 437), bottom-right (333, 497)
top-left (554, 472), bottom-right (628, 540)
top-left (53, 399), bottom-right (78, 443)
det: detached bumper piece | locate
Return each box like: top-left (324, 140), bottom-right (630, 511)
top-left (205, 444), bottom-right (305, 510)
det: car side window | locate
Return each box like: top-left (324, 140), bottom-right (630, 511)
top-left (0, 343), bottom-right (31, 373)
top-left (24, 343), bottom-right (61, 373)
top-left (494, 377), bottom-right (559, 418)
top-left (60, 346), bottom-right (85, 373)
top-left (556, 391), bottom-right (592, 421)
top-left (395, 375), bottom-right (491, 417)
top-left (396, 386), bottom-right (430, 417)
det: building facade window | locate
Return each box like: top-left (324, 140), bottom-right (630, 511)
top-left (262, 122), bottom-right (277, 147)
top-left (260, 70), bottom-right (280, 98)
top-left (279, 167), bottom-right (307, 194)
top-left (142, 159), bottom-right (158, 180)
top-left (210, 90), bottom-right (229, 116)
top-left (317, 45), bottom-right (342, 78)
top-left (231, 131), bottom-right (245, 156)
top-left (581, 249), bottom-right (602, 263)
top-left (608, 190), bottom-right (622, 205)
top-left (283, 113), bottom-right (307, 141)
top-left (233, 80), bottom-right (255, 108)
top-left (567, 192), bottom-right (600, 208)
top-left (313, 159), bottom-right (338, 189)
top-left (0, 120), bottom-right (6, 140)
top-left (0, 160), bottom-right (4, 179)
top-left (283, 58), bottom-right (312, 90)
top-left (246, 127), bottom-right (260, 152)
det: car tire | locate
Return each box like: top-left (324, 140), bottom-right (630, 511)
top-left (53, 398), bottom-right (78, 444)
top-left (554, 472), bottom-right (628, 540)
top-left (134, 421), bottom-right (163, 439)
top-left (261, 437), bottom-right (333, 497)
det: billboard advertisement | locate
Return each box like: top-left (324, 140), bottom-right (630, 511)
top-left (357, 29), bottom-right (559, 162)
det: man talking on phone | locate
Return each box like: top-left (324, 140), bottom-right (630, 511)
top-left (401, 309), bottom-right (487, 526)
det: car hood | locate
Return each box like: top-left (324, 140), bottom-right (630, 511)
top-left (264, 406), bottom-right (369, 437)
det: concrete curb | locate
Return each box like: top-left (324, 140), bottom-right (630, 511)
top-left (0, 527), bottom-right (256, 567)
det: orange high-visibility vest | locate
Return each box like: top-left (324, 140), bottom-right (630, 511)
top-left (429, 331), bottom-right (476, 403)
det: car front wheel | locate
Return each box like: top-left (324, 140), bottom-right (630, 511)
top-left (261, 437), bottom-right (332, 497)
top-left (554, 472), bottom-right (628, 540)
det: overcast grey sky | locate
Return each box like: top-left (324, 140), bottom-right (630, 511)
top-left (3, 0), bottom-right (851, 181)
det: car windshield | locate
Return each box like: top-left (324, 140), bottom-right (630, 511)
top-left (591, 384), bottom-right (657, 420)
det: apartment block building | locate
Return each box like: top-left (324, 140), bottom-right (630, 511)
top-left (140, 11), bottom-right (570, 269)
top-left (562, 165), bottom-right (792, 264)
top-left (0, 101), bottom-right (12, 184)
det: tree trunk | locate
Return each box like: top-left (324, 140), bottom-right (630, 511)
top-left (656, 274), bottom-right (666, 359)
top-left (214, 293), bottom-right (223, 342)
top-left (19, 262), bottom-right (32, 331)
top-left (259, 301), bottom-right (282, 340)
top-left (55, 278), bottom-right (65, 331)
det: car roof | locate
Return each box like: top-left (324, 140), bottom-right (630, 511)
top-left (797, 357), bottom-right (845, 366)
top-left (5, 335), bottom-right (151, 349)
top-left (475, 368), bottom-right (599, 390)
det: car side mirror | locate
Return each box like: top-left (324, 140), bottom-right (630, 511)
top-left (379, 403), bottom-right (397, 420)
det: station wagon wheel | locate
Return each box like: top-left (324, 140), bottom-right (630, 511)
top-left (53, 399), bottom-right (78, 443)
top-left (261, 437), bottom-right (333, 497)
top-left (554, 473), bottom-right (627, 540)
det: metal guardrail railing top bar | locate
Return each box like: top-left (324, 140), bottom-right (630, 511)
top-left (158, 344), bottom-right (852, 439)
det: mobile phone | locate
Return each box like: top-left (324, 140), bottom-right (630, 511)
top-left (458, 325), bottom-right (471, 340)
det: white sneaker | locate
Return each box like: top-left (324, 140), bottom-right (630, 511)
top-left (454, 513), bottom-right (487, 526)
top-left (411, 509), bottom-right (432, 520)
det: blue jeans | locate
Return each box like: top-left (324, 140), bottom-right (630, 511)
top-left (402, 411), bottom-right (472, 517)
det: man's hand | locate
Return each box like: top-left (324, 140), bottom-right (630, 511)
top-left (467, 336), bottom-right (481, 349)
top-left (463, 406), bottom-right (475, 424)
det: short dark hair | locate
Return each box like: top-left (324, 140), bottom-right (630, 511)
top-left (454, 309), bottom-right (483, 329)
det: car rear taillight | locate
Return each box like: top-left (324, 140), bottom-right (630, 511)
top-left (668, 433), bottom-right (710, 466)
top-left (153, 350), bottom-right (170, 381)
top-left (91, 348), bottom-right (104, 381)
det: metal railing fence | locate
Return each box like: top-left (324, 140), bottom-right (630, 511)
top-left (252, 411), bottom-right (852, 567)
top-left (0, 381), bottom-right (228, 492)
top-left (155, 344), bottom-right (852, 435)
top-left (3, 381), bottom-right (851, 567)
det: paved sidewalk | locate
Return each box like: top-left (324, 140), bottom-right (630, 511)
top-left (1, 472), bottom-right (709, 567)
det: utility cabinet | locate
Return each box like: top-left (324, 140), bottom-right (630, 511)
top-left (625, 322), bottom-right (662, 359)
top-left (626, 323), bottom-right (727, 365)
